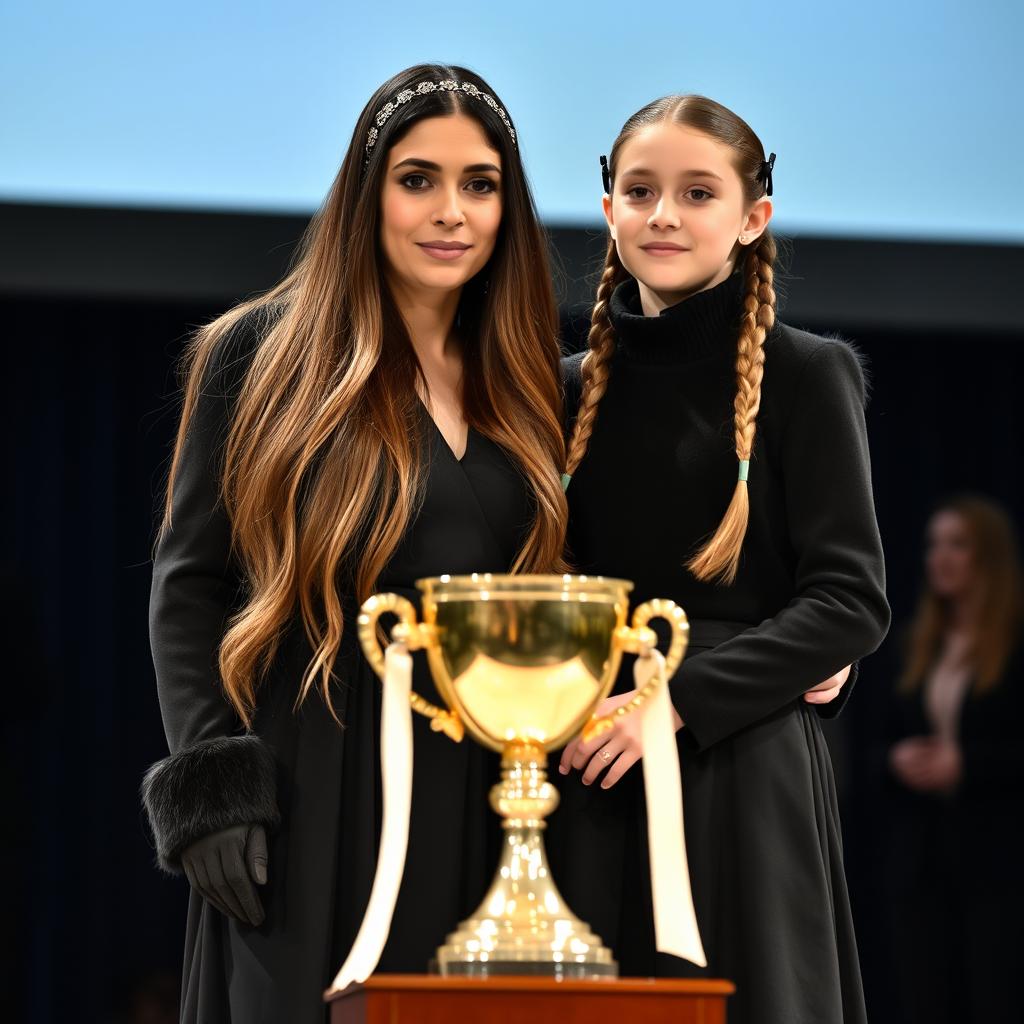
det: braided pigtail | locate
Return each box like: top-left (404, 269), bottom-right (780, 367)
top-left (564, 241), bottom-right (627, 480)
top-left (687, 232), bottom-right (777, 584)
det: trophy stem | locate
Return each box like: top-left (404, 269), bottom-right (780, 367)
top-left (434, 743), bottom-right (617, 978)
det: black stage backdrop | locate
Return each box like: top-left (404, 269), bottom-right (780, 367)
top-left (3, 203), bottom-right (1021, 1023)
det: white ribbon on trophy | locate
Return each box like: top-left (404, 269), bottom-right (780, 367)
top-left (634, 649), bottom-right (706, 966)
top-left (329, 643), bottom-right (413, 992)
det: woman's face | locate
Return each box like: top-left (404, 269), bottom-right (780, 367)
top-left (604, 123), bottom-right (771, 314)
top-left (379, 113), bottom-right (502, 301)
top-left (926, 510), bottom-right (977, 599)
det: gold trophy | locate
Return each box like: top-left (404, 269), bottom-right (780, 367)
top-left (357, 573), bottom-right (689, 979)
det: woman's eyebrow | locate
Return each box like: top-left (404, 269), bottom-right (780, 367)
top-left (392, 158), bottom-right (442, 172)
top-left (391, 158), bottom-right (501, 174)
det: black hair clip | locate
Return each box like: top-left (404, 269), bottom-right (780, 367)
top-left (759, 152), bottom-right (776, 197)
top-left (599, 155), bottom-right (611, 194)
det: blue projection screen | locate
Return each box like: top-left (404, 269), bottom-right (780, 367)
top-left (1, 0), bottom-right (1020, 242)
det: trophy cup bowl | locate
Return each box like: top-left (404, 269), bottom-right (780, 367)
top-left (357, 573), bottom-right (689, 978)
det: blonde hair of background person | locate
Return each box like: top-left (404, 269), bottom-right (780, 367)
top-left (902, 494), bottom-right (1023, 695)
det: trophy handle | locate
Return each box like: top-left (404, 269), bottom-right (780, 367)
top-left (357, 593), bottom-right (464, 742)
top-left (582, 599), bottom-right (689, 742)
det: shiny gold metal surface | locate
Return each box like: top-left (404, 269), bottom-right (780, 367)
top-left (357, 573), bottom-right (690, 978)
top-left (434, 742), bottom-right (617, 978)
top-left (418, 573), bottom-right (633, 753)
top-left (357, 592), bottom-right (464, 741)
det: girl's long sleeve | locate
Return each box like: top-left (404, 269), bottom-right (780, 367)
top-left (672, 341), bottom-right (891, 750)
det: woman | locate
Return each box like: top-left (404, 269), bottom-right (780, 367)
top-left (882, 494), bottom-right (1023, 1022)
top-left (141, 64), bottom-right (567, 1022)
top-left (550, 95), bottom-right (890, 1023)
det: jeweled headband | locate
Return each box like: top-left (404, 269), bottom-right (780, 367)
top-left (364, 79), bottom-right (517, 160)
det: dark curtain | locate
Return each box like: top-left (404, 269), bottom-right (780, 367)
top-left (5, 291), bottom-right (1021, 1022)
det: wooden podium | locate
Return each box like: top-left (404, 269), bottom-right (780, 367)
top-left (326, 974), bottom-right (735, 1023)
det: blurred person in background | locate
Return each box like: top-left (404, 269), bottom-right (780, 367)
top-left (883, 493), bottom-right (1023, 1022)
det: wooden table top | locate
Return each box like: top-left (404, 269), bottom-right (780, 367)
top-left (326, 974), bottom-right (735, 1000)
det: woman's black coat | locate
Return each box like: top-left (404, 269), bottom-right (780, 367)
top-left (141, 314), bottom-right (533, 1022)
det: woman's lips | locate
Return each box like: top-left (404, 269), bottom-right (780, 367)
top-left (417, 241), bottom-right (472, 261)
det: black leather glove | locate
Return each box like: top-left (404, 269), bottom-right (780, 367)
top-left (181, 823), bottom-right (267, 926)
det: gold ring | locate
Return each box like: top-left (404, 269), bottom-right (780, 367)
top-left (599, 749), bottom-right (613, 762)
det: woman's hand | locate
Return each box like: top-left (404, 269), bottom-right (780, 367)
top-left (181, 823), bottom-right (268, 926)
top-left (803, 664), bottom-right (852, 705)
top-left (557, 689), bottom-right (684, 790)
top-left (889, 736), bottom-right (963, 793)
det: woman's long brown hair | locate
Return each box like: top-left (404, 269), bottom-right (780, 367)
top-left (901, 495), bottom-right (1024, 695)
top-left (163, 64), bottom-right (567, 727)
top-left (566, 95), bottom-right (776, 584)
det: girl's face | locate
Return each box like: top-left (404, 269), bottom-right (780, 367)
top-left (380, 113), bottom-right (503, 301)
top-left (604, 123), bottom-right (772, 315)
top-left (926, 510), bottom-right (977, 600)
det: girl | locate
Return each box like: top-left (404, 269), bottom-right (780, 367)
top-left (141, 64), bottom-right (566, 1023)
top-left (881, 495), bottom-right (1023, 1022)
top-left (551, 95), bottom-right (890, 1024)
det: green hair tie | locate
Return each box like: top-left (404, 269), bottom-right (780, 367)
top-left (738, 459), bottom-right (750, 482)
top-left (561, 473), bottom-right (572, 492)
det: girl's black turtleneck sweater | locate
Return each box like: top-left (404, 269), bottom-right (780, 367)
top-left (562, 272), bottom-right (891, 750)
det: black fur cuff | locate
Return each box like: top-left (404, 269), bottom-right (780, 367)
top-left (141, 734), bottom-right (280, 874)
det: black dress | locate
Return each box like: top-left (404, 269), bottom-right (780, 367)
top-left (143, 315), bottom-right (531, 1023)
top-left (548, 273), bottom-right (890, 1024)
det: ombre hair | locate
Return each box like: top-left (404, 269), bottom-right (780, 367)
top-left (901, 495), bottom-right (1024, 695)
top-left (163, 64), bottom-right (567, 727)
top-left (566, 95), bottom-right (776, 584)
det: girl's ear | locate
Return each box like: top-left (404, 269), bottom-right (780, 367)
top-left (740, 197), bottom-right (773, 243)
top-left (602, 192), bottom-right (616, 241)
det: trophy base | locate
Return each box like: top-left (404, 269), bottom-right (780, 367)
top-left (432, 749), bottom-right (618, 980)
top-left (433, 888), bottom-right (618, 979)
top-left (433, 910), bottom-right (619, 980)
top-left (433, 958), bottom-right (618, 979)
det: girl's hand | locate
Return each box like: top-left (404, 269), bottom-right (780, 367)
top-left (557, 689), bottom-right (684, 790)
top-left (889, 736), bottom-right (963, 793)
top-left (803, 664), bottom-right (852, 705)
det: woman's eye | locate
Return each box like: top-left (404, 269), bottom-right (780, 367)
top-left (465, 178), bottom-right (497, 194)
top-left (686, 187), bottom-right (713, 201)
top-left (625, 185), bottom-right (652, 200)
top-left (401, 174), bottom-right (430, 190)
